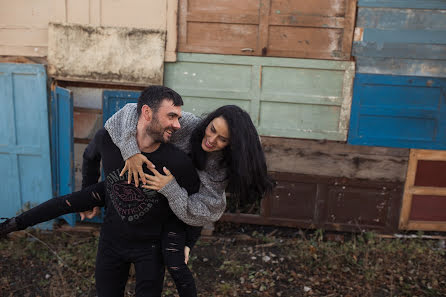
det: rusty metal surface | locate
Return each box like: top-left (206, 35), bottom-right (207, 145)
top-left (221, 172), bottom-right (404, 233)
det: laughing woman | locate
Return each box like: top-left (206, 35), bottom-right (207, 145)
top-left (99, 103), bottom-right (274, 227)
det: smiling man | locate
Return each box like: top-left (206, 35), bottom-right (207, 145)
top-left (82, 85), bottom-right (201, 297)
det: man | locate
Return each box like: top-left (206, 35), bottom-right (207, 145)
top-left (82, 85), bottom-right (200, 297)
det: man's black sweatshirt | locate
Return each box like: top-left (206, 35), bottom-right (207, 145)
top-left (82, 128), bottom-right (201, 247)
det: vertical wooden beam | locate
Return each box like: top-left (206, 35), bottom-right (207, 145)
top-left (399, 149), bottom-right (418, 229)
top-left (258, 0), bottom-right (271, 56)
top-left (341, 0), bottom-right (357, 60)
top-left (178, 0), bottom-right (188, 52)
top-left (89, 0), bottom-right (101, 26)
top-left (165, 0), bottom-right (178, 62)
top-left (251, 64), bottom-right (261, 126)
top-left (51, 0), bottom-right (68, 22)
top-left (339, 62), bottom-right (355, 138)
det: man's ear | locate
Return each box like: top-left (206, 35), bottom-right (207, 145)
top-left (141, 104), bottom-right (152, 122)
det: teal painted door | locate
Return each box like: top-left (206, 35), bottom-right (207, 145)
top-left (51, 86), bottom-right (76, 226)
top-left (0, 63), bottom-right (53, 223)
top-left (165, 53), bottom-right (355, 141)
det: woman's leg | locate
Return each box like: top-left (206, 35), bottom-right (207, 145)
top-left (0, 182), bottom-right (105, 237)
top-left (162, 220), bottom-right (197, 297)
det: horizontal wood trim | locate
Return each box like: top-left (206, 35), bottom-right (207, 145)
top-left (74, 138), bottom-right (92, 144)
top-left (187, 12), bottom-right (259, 24)
top-left (413, 149), bottom-right (446, 161)
top-left (356, 57), bottom-right (446, 78)
top-left (405, 221), bottom-right (446, 232)
top-left (179, 45), bottom-right (259, 56)
top-left (51, 76), bottom-right (150, 88)
top-left (73, 107), bottom-right (102, 114)
top-left (358, 0), bottom-right (446, 9)
top-left (266, 48), bottom-right (348, 60)
top-left (357, 8), bottom-right (446, 31)
top-left (363, 29), bottom-right (446, 45)
top-left (260, 93), bottom-right (343, 106)
top-left (0, 45), bottom-right (47, 57)
top-left (220, 213), bottom-right (315, 229)
top-left (268, 15), bottom-right (345, 29)
top-left (174, 53), bottom-right (353, 70)
top-left (353, 42), bottom-right (446, 60)
top-left (407, 187), bottom-right (446, 196)
top-left (258, 127), bottom-right (345, 141)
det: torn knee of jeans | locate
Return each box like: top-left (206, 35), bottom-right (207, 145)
top-left (166, 247), bottom-right (179, 252)
top-left (169, 266), bottom-right (179, 271)
top-left (65, 200), bottom-right (72, 207)
top-left (168, 231), bottom-right (177, 237)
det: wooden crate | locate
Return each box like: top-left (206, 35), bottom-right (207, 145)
top-left (179, 0), bottom-right (357, 60)
top-left (399, 149), bottom-right (446, 231)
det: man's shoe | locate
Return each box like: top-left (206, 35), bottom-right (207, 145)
top-left (0, 218), bottom-right (18, 239)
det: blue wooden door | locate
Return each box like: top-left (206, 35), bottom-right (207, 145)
top-left (51, 86), bottom-right (76, 226)
top-left (77, 90), bottom-right (140, 224)
top-left (348, 74), bottom-right (446, 149)
top-left (102, 90), bottom-right (140, 123)
top-left (0, 63), bottom-right (53, 225)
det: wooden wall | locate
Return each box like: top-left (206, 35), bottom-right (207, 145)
top-left (179, 0), bottom-right (357, 60)
top-left (0, 0), bottom-right (178, 61)
top-left (353, 0), bottom-right (446, 77)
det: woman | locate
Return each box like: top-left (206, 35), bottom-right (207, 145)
top-left (99, 103), bottom-right (273, 227)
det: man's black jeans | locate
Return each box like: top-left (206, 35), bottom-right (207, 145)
top-left (96, 236), bottom-right (164, 297)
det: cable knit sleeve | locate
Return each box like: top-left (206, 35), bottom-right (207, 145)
top-left (104, 103), bottom-right (140, 160)
top-left (159, 167), bottom-right (228, 227)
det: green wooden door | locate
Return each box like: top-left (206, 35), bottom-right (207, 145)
top-left (165, 53), bottom-right (355, 141)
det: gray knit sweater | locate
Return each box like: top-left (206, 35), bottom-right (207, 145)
top-left (104, 103), bottom-right (228, 227)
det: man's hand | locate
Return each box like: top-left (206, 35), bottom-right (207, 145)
top-left (184, 246), bottom-right (190, 264)
top-left (79, 206), bottom-right (101, 221)
top-left (120, 154), bottom-right (155, 187)
top-left (142, 167), bottom-right (174, 191)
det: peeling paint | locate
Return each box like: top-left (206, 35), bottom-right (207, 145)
top-left (48, 23), bottom-right (166, 85)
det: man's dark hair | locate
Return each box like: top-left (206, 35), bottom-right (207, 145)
top-left (137, 85), bottom-right (183, 117)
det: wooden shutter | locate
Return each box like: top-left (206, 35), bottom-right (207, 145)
top-left (178, 0), bottom-right (357, 60)
top-left (400, 149), bottom-right (446, 231)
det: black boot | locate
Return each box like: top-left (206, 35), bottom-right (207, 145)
top-left (0, 218), bottom-right (18, 239)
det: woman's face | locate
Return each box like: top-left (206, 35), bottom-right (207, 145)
top-left (201, 116), bottom-right (230, 152)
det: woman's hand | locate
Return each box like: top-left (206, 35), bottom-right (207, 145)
top-left (184, 246), bottom-right (190, 264)
top-left (79, 206), bottom-right (101, 221)
top-left (142, 167), bottom-right (174, 191)
top-left (120, 154), bottom-right (155, 187)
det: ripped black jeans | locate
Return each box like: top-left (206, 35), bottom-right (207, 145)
top-left (14, 182), bottom-right (105, 230)
top-left (12, 182), bottom-right (199, 297)
top-left (162, 218), bottom-right (198, 297)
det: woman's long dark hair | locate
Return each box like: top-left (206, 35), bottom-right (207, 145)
top-left (190, 105), bottom-right (274, 207)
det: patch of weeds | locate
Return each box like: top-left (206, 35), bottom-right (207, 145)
top-left (251, 230), bottom-right (274, 244)
top-left (216, 282), bottom-right (235, 296)
top-left (219, 260), bottom-right (249, 278)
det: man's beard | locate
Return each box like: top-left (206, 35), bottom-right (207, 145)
top-left (145, 114), bottom-right (169, 143)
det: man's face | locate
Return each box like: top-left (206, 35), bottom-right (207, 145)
top-left (145, 99), bottom-right (182, 143)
